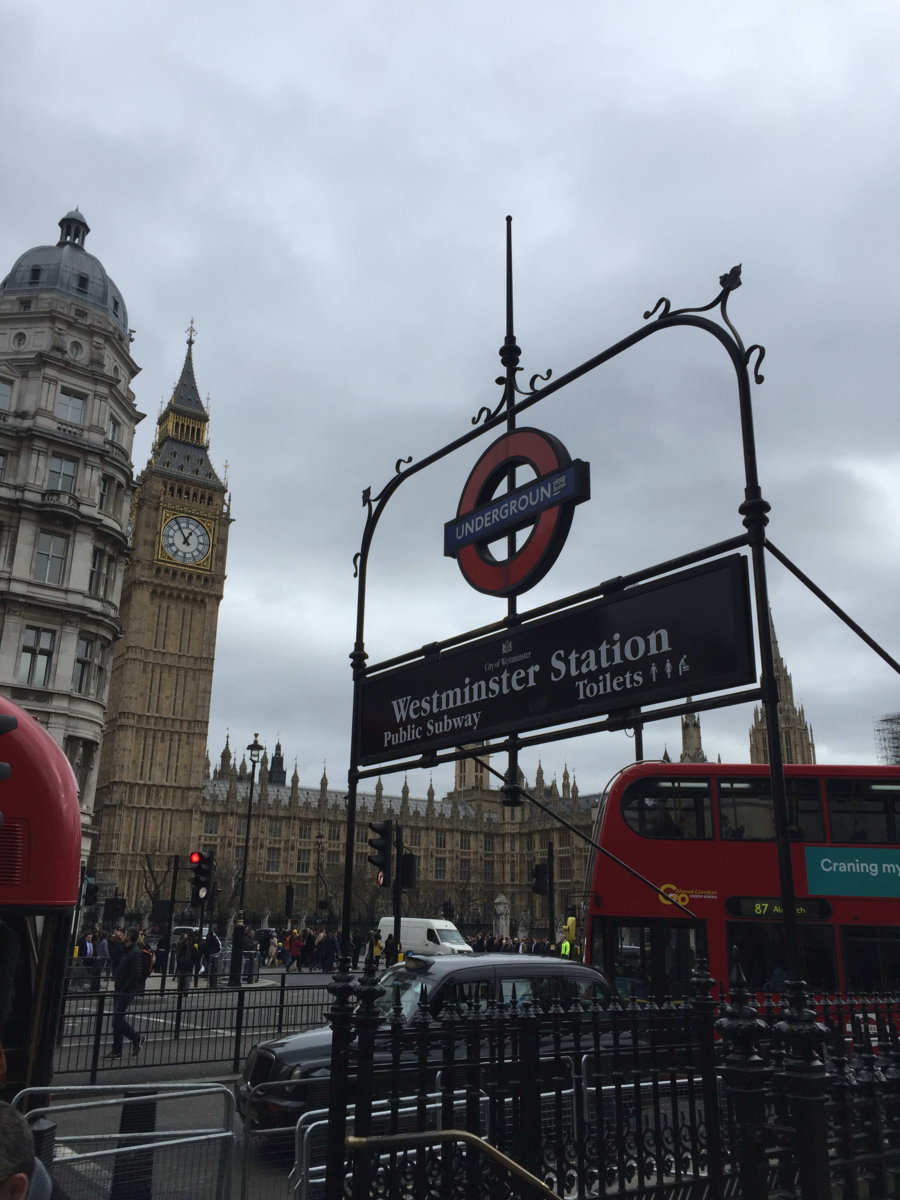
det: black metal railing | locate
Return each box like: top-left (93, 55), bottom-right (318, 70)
top-left (56, 974), bottom-right (330, 1082)
top-left (322, 962), bottom-right (900, 1200)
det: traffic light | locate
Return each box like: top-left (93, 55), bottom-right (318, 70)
top-left (103, 896), bottom-right (126, 922)
top-left (190, 849), bottom-right (215, 906)
top-left (565, 916), bottom-right (576, 941)
top-left (399, 851), bottom-right (417, 890)
top-left (83, 877), bottom-right (99, 907)
top-left (367, 820), bottom-right (392, 887)
top-left (532, 863), bottom-right (549, 895)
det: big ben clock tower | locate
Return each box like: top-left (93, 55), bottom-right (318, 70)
top-left (94, 326), bottom-right (230, 905)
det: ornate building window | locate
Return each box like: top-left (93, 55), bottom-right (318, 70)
top-left (106, 414), bottom-right (121, 443)
top-left (269, 818), bottom-right (283, 839)
top-left (459, 860), bottom-right (470, 881)
top-left (18, 626), bottom-right (55, 686)
top-left (0, 379), bottom-right (11, 410)
top-left (266, 847), bottom-right (281, 873)
top-left (56, 388), bottom-right (85, 424)
top-left (434, 857), bottom-right (446, 880)
top-left (88, 546), bottom-right (116, 599)
top-left (33, 532), bottom-right (69, 585)
top-left (328, 823), bottom-right (340, 841)
top-left (47, 454), bottom-right (77, 493)
top-left (435, 830), bottom-right (446, 849)
top-left (72, 634), bottom-right (98, 695)
top-left (296, 850), bottom-right (310, 874)
top-left (459, 832), bottom-right (470, 850)
top-left (203, 814), bottom-right (219, 835)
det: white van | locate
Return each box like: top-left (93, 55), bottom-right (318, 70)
top-left (377, 917), bottom-right (473, 956)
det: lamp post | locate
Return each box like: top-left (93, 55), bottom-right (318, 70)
top-left (229, 733), bottom-right (263, 985)
top-left (315, 831), bottom-right (325, 922)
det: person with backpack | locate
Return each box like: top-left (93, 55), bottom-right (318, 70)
top-left (107, 927), bottom-right (146, 1059)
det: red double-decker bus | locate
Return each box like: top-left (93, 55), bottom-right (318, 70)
top-left (0, 694), bottom-right (81, 1097)
top-left (584, 761), bottom-right (900, 999)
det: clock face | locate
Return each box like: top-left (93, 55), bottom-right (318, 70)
top-left (161, 515), bottom-right (211, 566)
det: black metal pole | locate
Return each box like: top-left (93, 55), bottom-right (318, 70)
top-left (159, 855), bottom-right (179, 991)
top-left (230, 736), bottom-right (262, 986)
top-left (392, 825), bottom-right (402, 955)
top-left (547, 841), bottom-right (556, 946)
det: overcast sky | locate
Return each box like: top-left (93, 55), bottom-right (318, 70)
top-left (4, 2), bottom-right (900, 800)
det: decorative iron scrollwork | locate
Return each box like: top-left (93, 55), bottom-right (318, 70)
top-left (643, 265), bottom-right (766, 386)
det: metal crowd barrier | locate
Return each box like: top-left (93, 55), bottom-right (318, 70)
top-left (56, 979), bottom-right (331, 1081)
top-left (13, 1083), bottom-right (236, 1200)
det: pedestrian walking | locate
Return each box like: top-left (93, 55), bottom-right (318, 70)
top-left (107, 927), bottom-right (146, 1059)
top-left (75, 929), bottom-right (98, 991)
top-left (203, 927), bottom-right (221, 986)
top-left (174, 932), bottom-right (193, 993)
top-left (95, 928), bottom-right (111, 983)
top-left (351, 931), bottom-right (364, 970)
top-left (383, 934), bottom-right (397, 968)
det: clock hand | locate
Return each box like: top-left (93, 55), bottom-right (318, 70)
top-left (177, 519), bottom-right (192, 546)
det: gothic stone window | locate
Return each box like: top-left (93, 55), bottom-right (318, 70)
top-left (266, 847), bottom-right (281, 873)
top-left (435, 830), bottom-right (446, 849)
top-left (296, 850), bottom-right (310, 874)
top-left (203, 814), bottom-right (220, 835)
top-left (269, 818), bottom-right (283, 839)
top-left (434, 857), bottom-right (446, 880)
top-left (18, 627), bottom-right (55, 686)
top-left (33, 532), bottom-right (69, 585)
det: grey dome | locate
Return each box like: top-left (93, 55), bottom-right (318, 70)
top-left (0, 210), bottom-right (128, 334)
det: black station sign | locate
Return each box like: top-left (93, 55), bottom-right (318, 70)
top-left (360, 555), bottom-right (755, 766)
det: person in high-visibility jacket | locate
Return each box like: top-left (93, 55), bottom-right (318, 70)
top-left (559, 935), bottom-right (571, 958)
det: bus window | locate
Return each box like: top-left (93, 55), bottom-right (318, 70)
top-left (604, 920), bottom-right (701, 1002)
top-left (725, 921), bottom-right (837, 991)
top-left (622, 777), bottom-right (712, 839)
top-left (827, 778), bottom-right (900, 843)
top-left (841, 926), bottom-right (900, 992)
top-left (719, 776), bottom-right (824, 841)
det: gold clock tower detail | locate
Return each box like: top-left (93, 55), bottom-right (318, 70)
top-left (94, 327), bottom-right (231, 906)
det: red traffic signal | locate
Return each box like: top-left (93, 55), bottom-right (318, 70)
top-left (190, 850), bottom-right (215, 905)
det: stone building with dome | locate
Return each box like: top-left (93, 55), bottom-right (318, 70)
top-left (0, 211), bottom-right (144, 853)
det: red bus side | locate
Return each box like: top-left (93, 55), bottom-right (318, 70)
top-left (584, 761), bottom-right (900, 995)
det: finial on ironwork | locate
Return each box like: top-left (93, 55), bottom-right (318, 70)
top-left (186, 317), bottom-right (196, 347)
top-left (499, 215), bottom-right (521, 372)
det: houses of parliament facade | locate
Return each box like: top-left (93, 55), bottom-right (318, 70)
top-left (0, 210), bottom-right (815, 934)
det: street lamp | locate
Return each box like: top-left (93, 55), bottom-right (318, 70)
top-left (315, 831), bottom-right (325, 921)
top-left (229, 733), bottom-right (263, 985)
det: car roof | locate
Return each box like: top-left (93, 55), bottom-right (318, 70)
top-left (398, 953), bottom-right (606, 981)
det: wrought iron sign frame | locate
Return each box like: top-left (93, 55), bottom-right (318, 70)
top-left (324, 220), bottom-right (900, 1197)
top-left (343, 220), bottom-right (900, 945)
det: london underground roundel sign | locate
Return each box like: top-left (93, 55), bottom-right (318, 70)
top-left (444, 427), bottom-right (590, 597)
